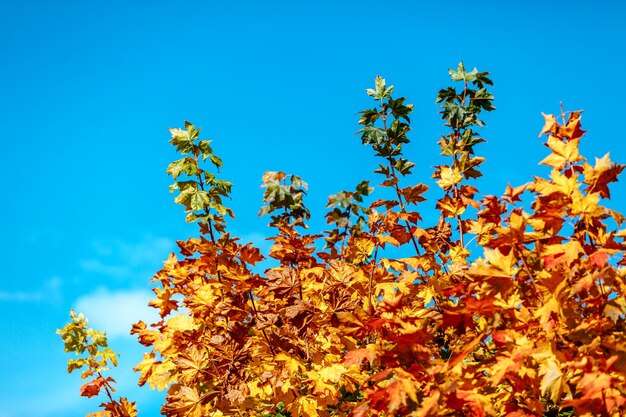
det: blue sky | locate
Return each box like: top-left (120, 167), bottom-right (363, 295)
top-left (1, 1), bottom-right (626, 416)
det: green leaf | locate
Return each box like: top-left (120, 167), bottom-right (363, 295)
top-left (169, 127), bottom-right (193, 154)
top-left (167, 157), bottom-right (199, 179)
top-left (198, 140), bottom-right (214, 160)
top-left (449, 62), bottom-right (466, 81)
top-left (360, 126), bottom-right (386, 145)
top-left (368, 75), bottom-right (394, 100)
top-left (436, 87), bottom-right (457, 104)
top-left (190, 189), bottom-right (210, 211)
top-left (357, 109), bottom-right (380, 125)
top-left (388, 97), bottom-right (413, 122)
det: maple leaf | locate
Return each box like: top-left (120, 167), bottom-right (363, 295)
top-left (275, 352), bottom-right (306, 374)
top-left (503, 183), bottom-right (528, 203)
top-left (538, 357), bottom-right (563, 403)
top-left (436, 166), bottom-right (463, 190)
top-left (490, 354), bottom-right (520, 386)
top-left (538, 113), bottom-right (558, 137)
top-left (386, 377), bottom-right (419, 414)
top-left (470, 247), bottom-right (518, 278)
top-left (570, 190), bottom-right (603, 220)
top-left (346, 237), bottom-right (375, 263)
top-left (539, 136), bottom-right (583, 170)
top-left (344, 347), bottom-right (379, 367)
top-left (318, 363), bottom-right (347, 384)
top-left (146, 359), bottom-right (176, 391)
top-left (376, 234), bottom-right (400, 248)
top-left (446, 333), bottom-right (485, 371)
top-left (450, 389), bottom-right (491, 417)
top-left (134, 352), bottom-right (155, 387)
top-left (308, 364), bottom-right (347, 396)
top-left (589, 249), bottom-right (610, 267)
top-left (166, 314), bottom-right (198, 333)
top-left (237, 242), bottom-right (264, 265)
top-left (535, 295), bottom-right (562, 333)
top-left (173, 345), bottom-right (209, 382)
top-left (287, 396), bottom-right (320, 417)
top-left (559, 110), bottom-right (585, 139)
top-left (131, 321), bottom-right (160, 347)
top-left (582, 153), bottom-right (625, 198)
top-left (436, 195), bottom-right (466, 218)
top-left (162, 386), bottom-right (206, 417)
top-left (400, 183), bottom-right (429, 204)
top-left (541, 240), bottom-right (583, 268)
top-left (80, 376), bottom-right (114, 398)
top-left (539, 111), bottom-right (586, 140)
top-left (102, 398), bottom-right (139, 417)
top-left (149, 286), bottom-right (179, 318)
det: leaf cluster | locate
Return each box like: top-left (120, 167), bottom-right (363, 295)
top-left (60, 63), bottom-right (626, 417)
top-left (57, 310), bottom-right (138, 416)
top-left (167, 121), bottom-right (233, 234)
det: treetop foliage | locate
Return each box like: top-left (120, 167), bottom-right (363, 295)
top-left (59, 62), bottom-right (626, 417)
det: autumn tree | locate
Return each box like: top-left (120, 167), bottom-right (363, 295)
top-left (59, 62), bottom-right (626, 417)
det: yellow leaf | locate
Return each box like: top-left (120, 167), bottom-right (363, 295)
top-left (318, 363), bottom-right (347, 384)
top-left (347, 238), bottom-right (375, 264)
top-left (275, 353), bottom-right (305, 373)
top-left (308, 369), bottom-right (337, 396)
top-left (288, 396), bottom-right (319, 417)
top-left (436, 195), bottom-right (466, 218)
top-left (538, 113), bottom-right (558, 137)
top-left (417, 286), bottom-right (435, 306)
top-left (540, 136), bottom-right (583, 169)
top-left (436, 166), bottom-right (463, 190)
top-left (375, 281), bottom-right (409, 299)
top-left (147, 359), bottom-right (176, 391)
top-left (188, 282), bottom-right (223, 310)
top-left (450, 244), bottom-right (470, 263)
top-left (134, 353), bottom-right (155, 387)
top-left (539, 357), bottom-right (563, 403)
top-left (483, 248), bottom-right (518, 277)
top-left (549, 169), bottom-right (580, 197)
top-left (166, 314), bottom-right (198, 333)
top-left (535, 295), bottom-right (562, 332)
top-left (377, 234), bottom-right (400, 247)
top-left (570, 191), bottom-right (603, 219)
top-left (541, 240), bottom-right (583, 267)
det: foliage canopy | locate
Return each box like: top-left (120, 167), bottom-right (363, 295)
top-left (59, 62), bottom-right (626, 417)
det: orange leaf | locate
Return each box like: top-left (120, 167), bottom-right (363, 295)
top-left (344, 347), bottom-right (378, 367)
top-left (80, 376), bottom-right (114, 398)
top-left (400, 184), bottom-right (429, 204)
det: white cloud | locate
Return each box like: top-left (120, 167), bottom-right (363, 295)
top-left (79, 259), bottom-right (134, 278)
top-left (79, 235), bottom-right (175, 282)
top-left (0, 277), bottom-right (62, 303)
top-left (74, 287), bottom-right (160, 339)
